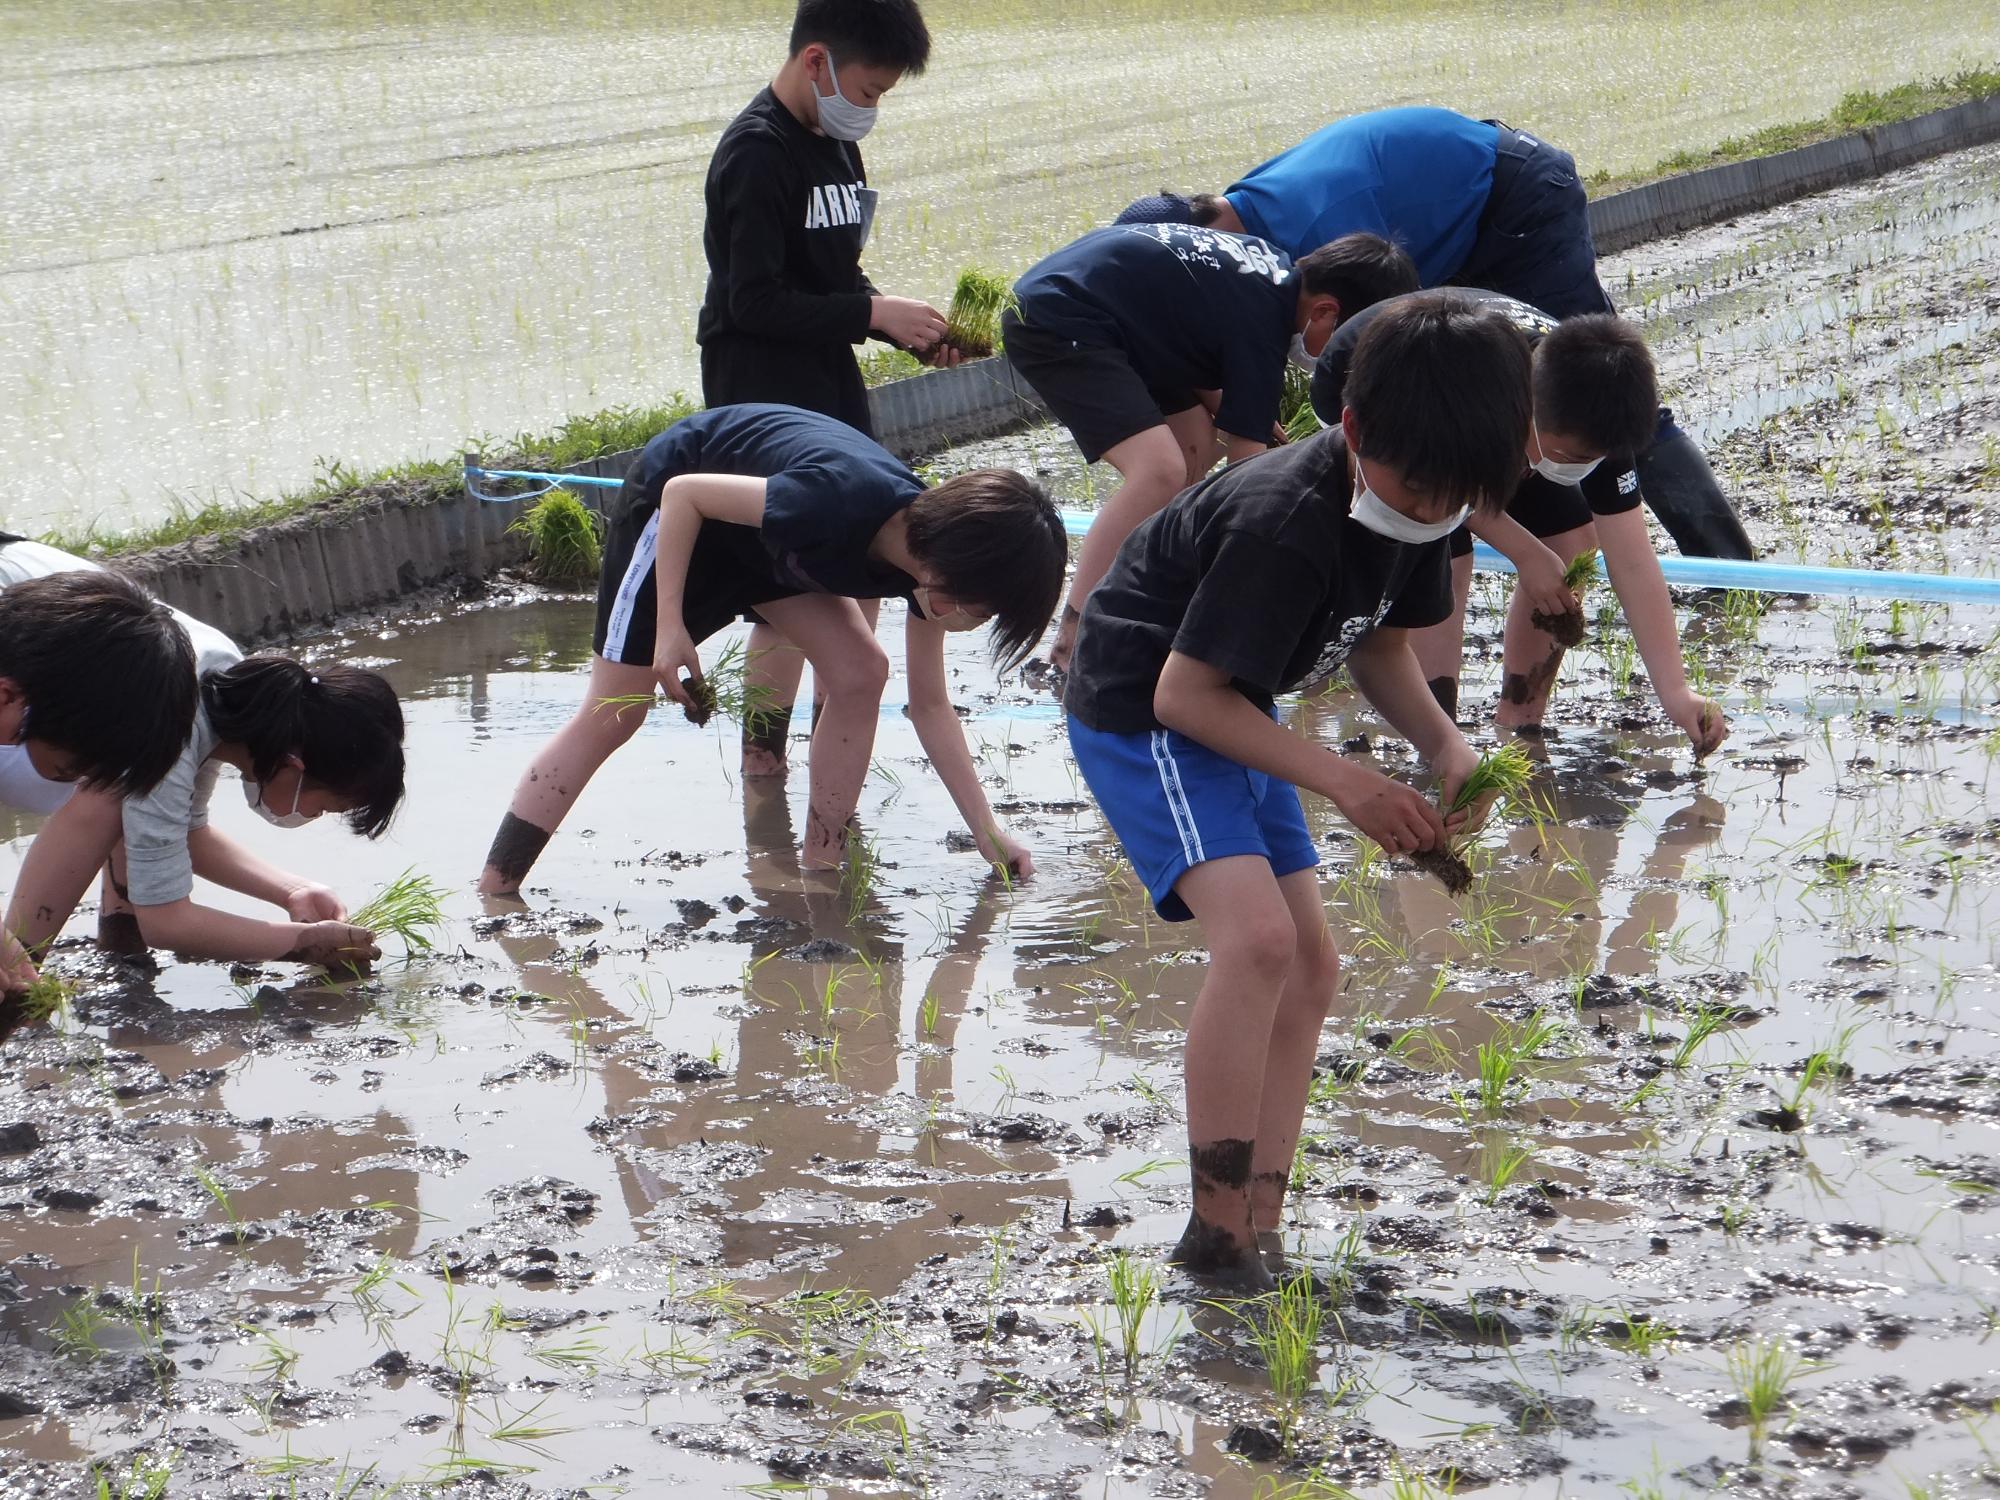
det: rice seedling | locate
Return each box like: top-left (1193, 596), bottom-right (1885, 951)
top-left (90, 1451), bottom-right (175, 1500)
top-left (1105, 1250), bottom-right (1164, 1379)
top-left (1280, 365), bottom-right (1322, 443)
top-left (14, 971), bottom-right (73, 1026)
top-left (940, 266), bottom-right (1014, 358)
top-left (192, 1163), bottom-right (247, 1245)
top-left (1241, 1271), bottom-right (1325, 1451)
top-left (349, 868), bottom-right (449, 958)
top-left (918, 989), bottom-right (940, 1037)
top-left (1724, 1335), bottom-right (1819, 1459)
top-left (509, 489), bottom-right (603, 584)
top-left (52, 1294), bottom-right (117, 1362)
top-left (1411, 743), bottom-right (1536, 893)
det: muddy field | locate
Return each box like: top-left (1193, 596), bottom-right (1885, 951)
top-left (2, 147), bottom-right (1999, 1498)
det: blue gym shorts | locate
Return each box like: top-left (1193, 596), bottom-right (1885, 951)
top-left (1067, 714), bottom-right (1319, 921)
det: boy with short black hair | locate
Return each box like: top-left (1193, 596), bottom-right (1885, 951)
top-left (479, 404), bottom-right (1066, 896)
top-left (0, 541), bottom-right (198, 994)
top-left (1311, 292), bottom-right (1728, 757)
top-left (1114, 105), bottom-right (1754, 561)
top-left (702, 0), bottom-right (958, 772)
top-left (1003, 225), bottom-right (1418, 667)
top-left (1064, 292), bottom-right (1530, 1285)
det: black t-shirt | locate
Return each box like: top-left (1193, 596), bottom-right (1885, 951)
top-left (696, 88), bottom-right (880, 352)
top-left (1064, 430), bottom-right (1454, 734)
top-left (1012, 224), bottom-right (1297, 443)
top-left (1311, 287), bottom-right (1642, 516)
top-left (623, 404), bottom-right (921, 602)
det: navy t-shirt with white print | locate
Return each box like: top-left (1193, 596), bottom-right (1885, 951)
top-left (1064, 429), bottom-right (1454, 735)
top-left (1012, 223), bottom-right (1298, 443)
top-left (1313, 287), bottom-right (1643, 516)
top-left (623, 404), bottom-right (922, 603)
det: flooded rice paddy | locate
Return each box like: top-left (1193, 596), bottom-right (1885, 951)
top-left (3, 0), bottom-right (1996, 537)
top-left (3, 147), bottom-right (2000, 1498)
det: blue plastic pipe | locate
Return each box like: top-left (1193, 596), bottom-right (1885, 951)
top-left (463, 466), bottom-right (2000, 608)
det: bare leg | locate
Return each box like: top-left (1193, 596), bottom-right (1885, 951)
top-left (1169, 854), bottom-right (1300, 1288)
top-left (1248, 869), bottom-right (1343, 1233)
top-left (477, 655), bottom-right (658, 895)
top-left (1052, 425), bottom-right (1189, 670)
top-left (5, 788), bottom-right (123, 957)
top-left (1164, 400), bottom-right (1222, 485)
top-left (741, 622), bottom-right (805, 779)
top-left (1409, 551), bottom-right (1475, 718)
top-left (755, 595), bottom-right (889, 872)
top-left (1495, 523), bottom-right (1595, 730)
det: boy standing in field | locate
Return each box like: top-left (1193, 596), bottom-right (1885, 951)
top-left (699, 0), bottom-right (958, 775)
top-left (1311, 289), bottom-right (1728, 757)
top-left (1002, 225), bottom-right (1417, 668)
top-left (477, 404), bottom-right (1065, 896)
top-left (1115, 105), bottom-right (1754, 561)
top-left (1064, 293), bottom-right (1530, 1285)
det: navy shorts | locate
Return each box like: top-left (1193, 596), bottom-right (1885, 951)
top-left (1067, 713), bottom-right (1319, 921)
top-left (1453, 123), bottom-right (1616, 322)
top-left (1001, 309), bottom-right (1198, 465)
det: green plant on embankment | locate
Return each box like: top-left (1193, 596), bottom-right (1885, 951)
top-left (1587, 66), bottom-right (2000, 193)
top-left (45, 398), bottom-right (698, 559)
top-left (510, 489), bottom-right (603, 583)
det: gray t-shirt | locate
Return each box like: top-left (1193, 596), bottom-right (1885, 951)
top-left (120, 631), bottom-right (241, 907)
top-left (0, 539), bottom-right (246, 906)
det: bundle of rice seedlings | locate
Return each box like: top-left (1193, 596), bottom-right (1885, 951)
top-left (510, 490), bottom-right (604, 584)
top-left (1531, 549), bottom-right (1600, 648)
top-left (1279, 366), bottom-right (1322, 444)
top-left (1409, 743), bottom-right (1537, 894)
top-left (597, 639), bottom-right (785, 735)
top-left (1, 972), bottom-right (73, 1038)
top-left (349, 870), bottom-right (449, 959)
top-left (941, 268), bottom-right (1014, 359)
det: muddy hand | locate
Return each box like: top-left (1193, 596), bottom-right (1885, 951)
top-left (651, 624), bottom-right (702, 712)
top-left (290, 921), bottom-right (381, 973)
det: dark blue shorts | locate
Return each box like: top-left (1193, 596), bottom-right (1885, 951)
top-left (1067, 714), bottom-right (1319, 921)
top-left (1453, 124), bottom-right (1616, 321)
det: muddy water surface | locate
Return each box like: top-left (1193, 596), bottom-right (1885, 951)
top-left (2, 150), bottom-right (2000, 1496)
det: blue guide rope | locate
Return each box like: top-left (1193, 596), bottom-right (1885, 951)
top-left (463, 464), bottom-right (2000, 608)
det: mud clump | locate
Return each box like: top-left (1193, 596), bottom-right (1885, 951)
top-left (1530, 605), bottom-right (1587, 648)
top-left (1408, 844), bottom-right (1473, 894)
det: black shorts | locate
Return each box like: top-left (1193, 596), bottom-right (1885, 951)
top-left (590, 475), bottom-right (800, 667)
top-left (1000, 308), bottom-right (1197, 464)
top-left (1448, 473), bottom-right (1594, 559)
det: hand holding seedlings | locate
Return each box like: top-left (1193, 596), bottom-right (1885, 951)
top-left (287, 921), bottom-right (380, 973)
top-left (1528, 549), bottom-right (1598, 648)
top-left (650, 619), bottom-right (705, 715)
top-left (0, 927), bottom-right (37, 995)
top-left (1409, 743), bottom-right (1536, 894)
top-left (347, 870), bottom-right (449, 958)
top-left (1326, 761), bottom-right (1449, 859)
top-left (869, 295), bottom-right (950, 355)
top-left (978, 825), bottom-right (1035, 882)
top-left (1673, 694), bottom-right (1729, 760)
top-left (283, 881), bottom-right (346, 923)
top-left (1511, 540), bottom-right (1578, 623)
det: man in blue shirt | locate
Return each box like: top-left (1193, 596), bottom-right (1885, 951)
top-left (1115, 106), bottom-right (1754, 561)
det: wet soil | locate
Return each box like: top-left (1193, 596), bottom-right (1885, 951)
top-left (2, 146), bottom-right (1999, 1496)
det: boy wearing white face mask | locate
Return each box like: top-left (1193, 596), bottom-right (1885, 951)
top-left (1063, 292), bottom-right (1529, 1288)
top-left (697, 0), bottom-right (951, 433)
top-left (1312, 289), bottom-right (1728, 757)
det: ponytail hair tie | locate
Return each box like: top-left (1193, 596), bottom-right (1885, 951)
top-left (309, 675), bottom-right (320, 686)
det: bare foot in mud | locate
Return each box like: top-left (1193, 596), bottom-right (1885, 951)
top-left (1171, 1213), bottom-right (1276, 1295)
top-left (740, 746), bottom-right (789, 779)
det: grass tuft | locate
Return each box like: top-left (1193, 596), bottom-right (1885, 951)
top-left (510, 490), bottom-right (603, 584)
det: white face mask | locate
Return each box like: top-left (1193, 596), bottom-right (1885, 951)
top-left (1531, 421), bottom-right (1604, 485)
top-left (812, 54), bottom-right (878, 141)
top-left (1288, 332), bottom-right (1314, 372)
top-left (243, 773), bottom-right (313, 829)
top-left (1349, 453), bottom-right (1469, 545)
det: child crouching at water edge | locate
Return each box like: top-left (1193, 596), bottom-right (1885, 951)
top-left (8, 654), bottom-right (405, 974)
top-left (477, 404), bottom-right (1065, 895)
top-left (1063, 292), bottom-right (1532, 1286)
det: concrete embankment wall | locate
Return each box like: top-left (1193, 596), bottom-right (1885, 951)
top-left (114, 96), bottom-right (2000, 645)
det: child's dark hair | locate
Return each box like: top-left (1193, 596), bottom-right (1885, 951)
top-left (0, 570), bottom-right (195, 795)
top-left (202, 657), bottom-right (406, 837)
top-left (1344, 290), bottom-right (1533, 515)
top-left (790, 0), bottom-right (931, 73)
top-left (905, 469), bottom-right (1066, 672)
top-left (1187, 193), bottom-right (1230, 226)
top-left (1536, 315), bottom-right (1659, 456)
top-left (1296, 233), bottom-right (1421, 320)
